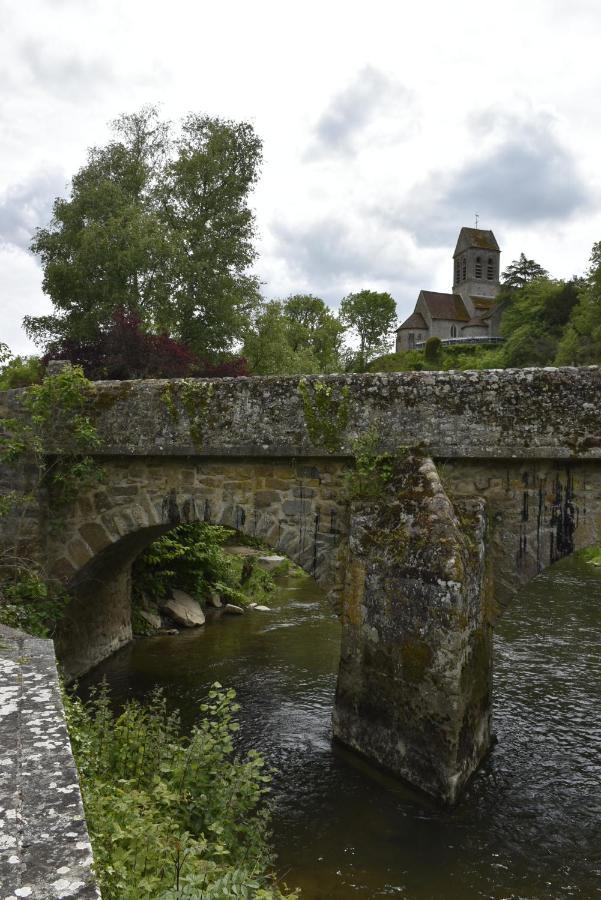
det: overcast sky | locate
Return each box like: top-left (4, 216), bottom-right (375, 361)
top-left (1, 0), bottom-right (600, 354)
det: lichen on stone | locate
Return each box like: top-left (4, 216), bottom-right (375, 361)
top-left (298, 378), bottom-right (350, 453)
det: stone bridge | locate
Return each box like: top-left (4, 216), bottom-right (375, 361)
top-left (2, 368), bottom-right (601, 806)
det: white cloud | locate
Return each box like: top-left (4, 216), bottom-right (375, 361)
top-left (0, 167), bottom-right (67, 251)
top-left (1, 0), bottom-right (601, 352)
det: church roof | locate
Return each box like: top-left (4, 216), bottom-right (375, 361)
top-left (419, 291), bottom-right (469, 321)
top-left (462, 317), bottom-right (489, 329)
top-left (453, 227), bottom-right (499, 256)
top-left (397, 311), bottom-right (427, 331)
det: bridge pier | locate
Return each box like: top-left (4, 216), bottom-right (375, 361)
top-left (333, 454), bottom-right (492, 804)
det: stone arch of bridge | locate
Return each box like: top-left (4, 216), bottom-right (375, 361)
top-left (438, 458), bottom-right (601, 618)
top-left (50, 457), bottom-right (349, 679)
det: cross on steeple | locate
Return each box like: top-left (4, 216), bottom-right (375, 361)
top-left (475, 212), bottom-right (479, 228)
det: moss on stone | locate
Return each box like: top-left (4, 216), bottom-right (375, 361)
top-left (93, 382), bottom-right (132, 413)
top-left (401, 637), bottom-right (433, 684)
top-left (160, 380), bottom-right (215, 446)
top-left (460, 625), bottom-right (491, 702)
top-left (298, 379), bottom-right (350, 453)
top-left (161, 383), bottom-right (180, 424)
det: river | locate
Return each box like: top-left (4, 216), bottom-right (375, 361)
top-left (79, 555), bottom-right (601, 899)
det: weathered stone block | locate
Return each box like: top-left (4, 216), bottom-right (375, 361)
top-left (333, 453), bottom-right (491, 805)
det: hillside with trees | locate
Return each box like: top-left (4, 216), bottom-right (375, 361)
top-left (2, 106), bottom-right (601, 382)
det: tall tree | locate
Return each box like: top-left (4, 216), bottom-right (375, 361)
top-left (282, 294), bottom-right (344, 371)
top-left (555, 242), bottom-right (601, 365)
top-left (339, 290), bottom-right (397, 370)
top-left (500, 278), bottom-right (580, 367)
top-left (25, 106), bottom-right (262, 360)
top-left (242, 302), bottom-right (322, 375)
top-left (501, 252), bottom-right (549, 289)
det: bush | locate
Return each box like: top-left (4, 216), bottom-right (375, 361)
top-left (0, 567), bottom-right (69, 637)
top-left (132, 523), bottom-right (277, 612)
top-left (65, 682), bottom-right (296, 899)
top-left (0, 354), bottom-right (43, 389)
top-left (424, 336), bottom-right (443, 367)
top-left (43, 310), bottom-right (199, 380)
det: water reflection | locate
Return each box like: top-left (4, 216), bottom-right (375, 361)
top-left (80, 556), bottom-right (601, 898)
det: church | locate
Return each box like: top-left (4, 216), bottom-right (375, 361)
top-left (396, 226), bottom-right (505, 352)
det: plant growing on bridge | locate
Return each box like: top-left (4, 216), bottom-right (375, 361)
top-left (0, 366), bottom-right (103, 634)
top-left (0, 365), bottom-right (102, 514)
top-left (298, 378), bottom-right (350, 453)
top-left (344, 429), bottom-right (398, 502)
top-left (161, 380), bottom-right (215, 447)
top-left (65, 681), bottom-right (296, 899)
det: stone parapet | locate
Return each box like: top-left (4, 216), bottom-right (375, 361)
top-left (3, 367), bottom-right (601, 461)
top-left (0, 624), bottom-right (99, 899)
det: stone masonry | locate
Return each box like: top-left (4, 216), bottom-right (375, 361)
top-left (2, 368), bottom-right (601, 811)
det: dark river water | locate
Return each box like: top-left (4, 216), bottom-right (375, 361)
top-left (80, 556), bottom-right (601, 899)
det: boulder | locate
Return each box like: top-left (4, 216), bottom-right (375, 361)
top-left (162, 589), bottom-right (205, 627)
top-left (139, 609), bottom-right (162, 630)
top-left (253, 605), bottom-right (271, 612)
top-left (206, 591), bottom-right (222, 608)
top-left (257, 555), bottom-right (287, 571)
top-left (223, 603), bottom-right (245, 616)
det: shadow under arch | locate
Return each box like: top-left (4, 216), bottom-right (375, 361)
top-left (56, 482), bottom-right (348, 681)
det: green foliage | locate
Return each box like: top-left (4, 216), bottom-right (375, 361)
top-left (345, 429), bottom-right (397, 502)
top-left (298, 378), bottom-right (350, 452)
top-left (132, 523), bottom-right (277, 611)
top-left (282, 294), bottom-right (345, 372)
top-left (0, 366), bottom-right (103, 514)
top-left (579, 544), bottom-right (601, 566)
top-left (501, 252), bottom-right (549, 289)
top-left (0, 566), bottom-right (70, 637)
top-left (501, 278), bottom-right (580, 367)
top-left (243, 295), bottom-right (345, 376)
top-left (424, 336), bottom-right (443, 367)
top-left (0, 353), bottom-right (43, 389)
top-left (339, 290), bottom-right (397, 370)
top-left (65, 682), bottom-right (296, 899)
top-left (555, 243), bottom-right (601, 365)
top-left (0, 367), bottom-right (102, 636)
top-left (243, 301), bottom-right (322, 375)
top-left (369, 344), bottom-right (506, 373)
top-left (161, 381), bottom-right (215, 446)
top-left (133, 523), bottom-right (239, 603)
top-left (25, 106), bottom-right (263, 361)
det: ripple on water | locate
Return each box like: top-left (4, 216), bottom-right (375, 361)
top-left (79, 559), bottom-right (601, 899)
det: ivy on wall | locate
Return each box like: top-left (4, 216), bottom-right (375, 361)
top-left (298, 379), bottom-right (350, 453)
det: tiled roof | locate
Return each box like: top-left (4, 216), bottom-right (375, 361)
top-left (419, 291), bottom-right (469, 321)
top-left (453, 227), bottom-right (499, 255)
top-left (397, 311), bottom-right (427, 331)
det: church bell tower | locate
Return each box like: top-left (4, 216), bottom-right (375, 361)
top-left (452, 227), bottom-right (501, 319)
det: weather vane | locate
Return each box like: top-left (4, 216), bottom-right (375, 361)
top-left (475, 212), bottom-right (480, 228)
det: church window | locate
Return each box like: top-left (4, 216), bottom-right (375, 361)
top-left (487, 257), bottom-right (494, 279)
top-left (475, 256), bottom-right (482, 279)
top-left (461, 257), bottom-right (467, 281)
top-left (450, 324), bottom-right (457, 338)
top-left (408, 333), bottom-right (415, 349)
top-left (455, 260), bottom-right (460, 283)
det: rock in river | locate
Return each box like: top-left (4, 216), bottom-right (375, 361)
top-left (223, 603), bottom-right (245, 616)
top-left (162, 589), bottom-right (205, 627)
top-left (139, 609), bottom-right (162, 630)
